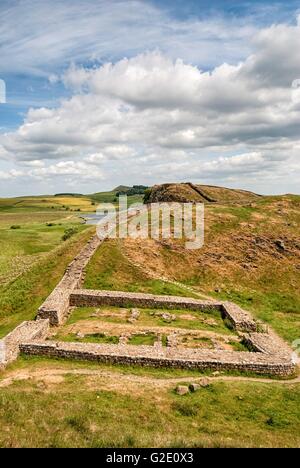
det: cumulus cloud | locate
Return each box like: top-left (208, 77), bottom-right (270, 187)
top-left (29, 160), bottom-right (104, 180)
top-left (1, 13), bottom-right (300, 194)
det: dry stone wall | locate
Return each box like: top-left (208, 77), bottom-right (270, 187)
top-left (1, 228), bottom-right (296, 377)
top-left (221, 302), bottom-right (257, 332)
top-left (0, 319), bottom-right (49, 368)
top-left (20, 339), bottom-right (295, 376)
top-left (37, 235), bottom-right (102, 325)
top-left (70, 289), bottom-right (258, 333)
top-left (70, 289), bottom-right (222, 312)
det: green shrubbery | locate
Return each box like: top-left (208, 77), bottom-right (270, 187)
top-left (62, 227), bottom-right (78, 241)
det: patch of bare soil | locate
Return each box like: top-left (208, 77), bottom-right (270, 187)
top-left (1, 366), bottom-right (299, 394)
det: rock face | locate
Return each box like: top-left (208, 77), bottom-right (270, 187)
top-left (145, 183), bottom-right (259, 205)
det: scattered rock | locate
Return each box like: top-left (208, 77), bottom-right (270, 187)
top-left (212, 371), bottom-right (220, 376)
top-left (161, 313), bottom-right (176, 322)
top-left (189, 383), bottom-right (201, 392)
top-left (275, 239), bottom-right (286, 251)
top-left (130, 308), bottom-right (140, 320)
top-left (76, 332), bottom-right (85, 339)
top-left (176, 385), bottom-right (189, 395)
top-left (199, 378), bottom-right (210, 388)
top-left (128, 308), bottom-right (140, 323)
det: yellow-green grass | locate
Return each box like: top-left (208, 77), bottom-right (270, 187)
top-left (84, 240), bottom-right (200, 297)
top-left (0, 211), bottom-right (77, 228)
top-left (0, 360), bottom-right (299, 447)
top-left (128, 332), bottom-right (157, 346)
top-left (0, 195), bottom-right (96, 213)
top-left (63, 306), bottom-right (235, 336)
top-left (52, 332), bottom-right (120, 345)
top-left (90, 191), bottom-right (144, 206)
top-left (0, 226), bottom-right (94, 338)
top-left (0, 193), bottom-right (146, 215)
top-left (0, 212), bottom-right (87, 287)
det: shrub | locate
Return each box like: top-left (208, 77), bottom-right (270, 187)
top-left (62, 227), bottom-right (78, 241)
top-left (10, 225), bottom-right (21, 230)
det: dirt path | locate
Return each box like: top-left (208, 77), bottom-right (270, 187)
top-left (0, 366), bottom-right (299, 390)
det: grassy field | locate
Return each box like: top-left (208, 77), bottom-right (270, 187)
top-left (0, 211), bottom-right (86, 286)
top-left (0, 209), bottom-right (93, 337)
top-left (0, 357), bottom-right (299, 448)
top-left (0, 195), bottom-right (95, 213)
top-left (56, 305), bottom-right (236, 335)
top-left (84, 240), bottom-right (200, 297)
top-left (0, 189), bottom-right (299, 448)
top-left (0, 190), bottom-right (145, 214)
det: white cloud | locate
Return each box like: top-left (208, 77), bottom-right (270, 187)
top-left (30, 160), bottom-right (104, 180)
top-left (0, 0), bottom-right (259, 76)
top-left (1, 9), bottom-right (300, 195)
top-left (0, 169), bottom-right (25, 180)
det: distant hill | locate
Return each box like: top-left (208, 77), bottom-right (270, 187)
top-left (144, 183), bottom-right (261, 204)
top-left (89, 185), bottom-right (148, 205)
top-left (112, 186), bottom-right (131, 193)
top-left (54, 193), bottom-right (83, 197)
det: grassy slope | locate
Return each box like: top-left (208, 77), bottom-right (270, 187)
top-left (0, 213), bottom-right (93, 337)
top-left (147, 183), bottom-right (260, 204)
top-left (122, 195), bottom-right (300, 344)
top-left (0, 357), bottom-right (299, 448)
top-left (0, 191), bottom-right (299, 448)
top-left (0, 212), bottom-right (85, 285)
top-left (90, 191), bottom-right (144, 206)
top-left (84, 239), bottom-right (198, 297)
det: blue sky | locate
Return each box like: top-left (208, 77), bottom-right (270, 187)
top-left (0, 0), bottom-right (300, 196)
top-left (1, 0), bottom-right (299, 131)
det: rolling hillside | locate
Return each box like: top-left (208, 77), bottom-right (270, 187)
top-left (144, 183), bottom-right (261, 204)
